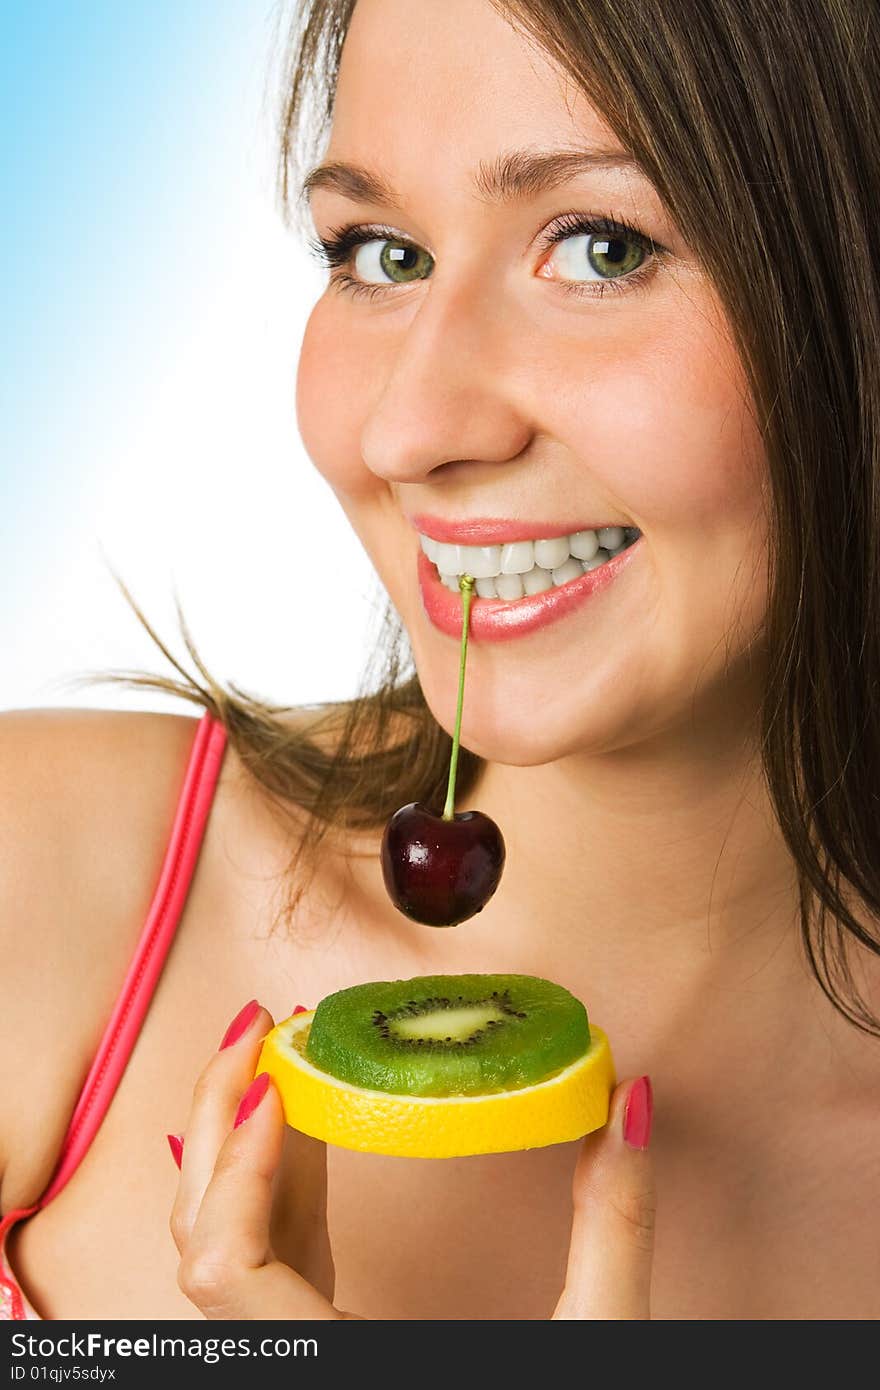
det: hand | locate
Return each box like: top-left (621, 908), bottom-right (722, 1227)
top-left (169, 999), bottom-right (655, 1319)
top-left (169, 1000), bottom-right (351, 1319)
top-left (553, 1072), bottom-right (655, 1319)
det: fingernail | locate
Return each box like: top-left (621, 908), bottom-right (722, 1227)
top-left (234, 1072), bottom-right (271, 1129)
top-left (166, 1133), bottom-right (184, 1169)
top-left (219, 999), bottom-right (260, 1050)
top-left (623, 1075), bottom-right (653, 1150)
top-left (292, 1004), bottom-right (309, 1015)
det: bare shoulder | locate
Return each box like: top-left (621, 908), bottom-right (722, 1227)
top-left (0, 705), bottom-right (203, 931)
top-left (0, 706), bottom-right (204, 1204)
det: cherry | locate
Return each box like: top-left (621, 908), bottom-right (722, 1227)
top-left (382, 802), bottom-right (505, 927)
top-left (381, 575), bottom-right (506, 926)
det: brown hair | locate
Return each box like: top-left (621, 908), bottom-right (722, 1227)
top-left (92, 0), bottom-right (880, 1035)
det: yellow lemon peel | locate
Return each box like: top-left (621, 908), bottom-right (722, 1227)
top-left (256, 1011), bottom-right (616, 1159)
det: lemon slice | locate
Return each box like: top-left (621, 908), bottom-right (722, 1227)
top-left (256, 1011), bottom-right (616, 1158)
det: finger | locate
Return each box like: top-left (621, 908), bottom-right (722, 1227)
top-left (170, 999), bottom-right (274, 1252)
top-left (178, 1070), bottom-right (341, 1320)
top-left (554, 1074), bottom-right (656, 1320)
top-left (270, 1127), bottom-right (335, 1303)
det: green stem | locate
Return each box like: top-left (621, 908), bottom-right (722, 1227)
top-left (442, 574), bottom-right (475, 820)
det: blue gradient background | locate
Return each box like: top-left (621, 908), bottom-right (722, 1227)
top-left (2, 2), bottom-right (380, 711)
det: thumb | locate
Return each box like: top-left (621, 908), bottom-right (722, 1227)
top-left (554, 1075), bottom-right (656, 1320)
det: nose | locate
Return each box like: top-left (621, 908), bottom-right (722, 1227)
top-left (360, 277), bottom-right (534, 484)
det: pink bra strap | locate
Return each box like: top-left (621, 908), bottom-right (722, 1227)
top-left (36, 710), bottom-right (228, 1209)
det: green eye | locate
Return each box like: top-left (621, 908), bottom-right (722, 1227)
top-left (589, 234), bottom-right (643, 279)
top-left (535, 212), bottom-right (662, 299)
top-left (323, 215), bottom-right (657, 299)
top-left (355, 238), bottom-right (434, 284)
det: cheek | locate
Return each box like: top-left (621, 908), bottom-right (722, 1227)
top-left (553, 297), bottom-right (765, 537)
top-left (545, 293), bottom-right (769, 665)
top-left (296, 299), bottom-right (383, 501)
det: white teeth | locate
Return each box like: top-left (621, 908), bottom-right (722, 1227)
top-left (597, 526), bottom-right (624, 551)
top-left (569, 529), bottom-right (599, 561)
top-left (551, 557), bottom-right (585, 587)
top-left (495, 572), bottom-right (525, 600)
top-left (522, 566), bottom-right (554, 595)
top-left (435, 542), bottom-right (463, 573)
top-left (419, 534), bottom-right (440, 563)
top-left (428, 525), bottom-right (641, 600)
top-left (499, 541), bottom-right (535, 574)
top-left (461, 545), bottom-right (503, 579)
top-left (533, 536), bottom-right (571, 570)
top-left (582, 548), bottom-right (611, 571)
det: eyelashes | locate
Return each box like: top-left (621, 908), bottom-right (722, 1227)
top-left (308, 211), bottom-right (665, 303)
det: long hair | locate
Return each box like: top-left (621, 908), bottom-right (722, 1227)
top-left (95, 0), bottom-right (880, 1035)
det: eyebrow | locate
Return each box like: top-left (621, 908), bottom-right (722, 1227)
top-left (301, 148), bottom-right (649, 207)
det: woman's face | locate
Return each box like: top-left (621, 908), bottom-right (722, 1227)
top-left (297, 0), bottom-right (768, 765)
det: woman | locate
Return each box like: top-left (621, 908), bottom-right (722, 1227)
top-left (2, 0), bottom-right (879, 1320)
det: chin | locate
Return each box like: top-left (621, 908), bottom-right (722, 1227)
top-left (392, 578), bottom-right (657, 766)
top-left (414, 662), bottom-right (638, 768)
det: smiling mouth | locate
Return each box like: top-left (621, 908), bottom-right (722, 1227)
top-left (419, 526), bottom-right (642, 600)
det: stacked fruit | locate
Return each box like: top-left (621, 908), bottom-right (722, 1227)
top-left (258, 974), bottom-right (614, 1158)
top-left (259, 576), bottom-right (615, 1155)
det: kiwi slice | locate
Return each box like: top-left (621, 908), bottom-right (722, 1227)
top-left (304, 973), bottom-right (590, 1097)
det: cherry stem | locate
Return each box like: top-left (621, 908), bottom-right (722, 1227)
top-left (442, 574), bottom-right (475, 821)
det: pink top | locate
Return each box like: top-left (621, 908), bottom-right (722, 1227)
top-left (0, 710), bottom-right (228, 1320)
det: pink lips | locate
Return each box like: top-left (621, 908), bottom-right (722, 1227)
top-left (409, 513), bottom-right (622, 544)
top-left (417, 539), bottom-right (642, 642)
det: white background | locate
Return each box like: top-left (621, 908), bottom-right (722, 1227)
top-left (2, 2), bottom-right (384, 717)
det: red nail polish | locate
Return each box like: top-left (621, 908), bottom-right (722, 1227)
top-left (234, 1072), bottom-right (271, 1129)
top-left (166, 1133), bottom-right (184, 1169)
top-left (219, 999), bottom-right (260, 1050)
top-left (292, 1004), bottom-right (309, 1015)
top-left (623, 1075), bottom-right (653, 1150)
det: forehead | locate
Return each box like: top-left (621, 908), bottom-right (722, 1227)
top-left (328, 0), bottom-right (624, 174)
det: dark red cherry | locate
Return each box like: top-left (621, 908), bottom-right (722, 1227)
top-left (381, 801), bottom-right (506, 927)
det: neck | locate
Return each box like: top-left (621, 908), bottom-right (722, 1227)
top-left (424, 686), bottom-right (846, 1090)
top-left (477, 717), bottom-right (795, 962)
